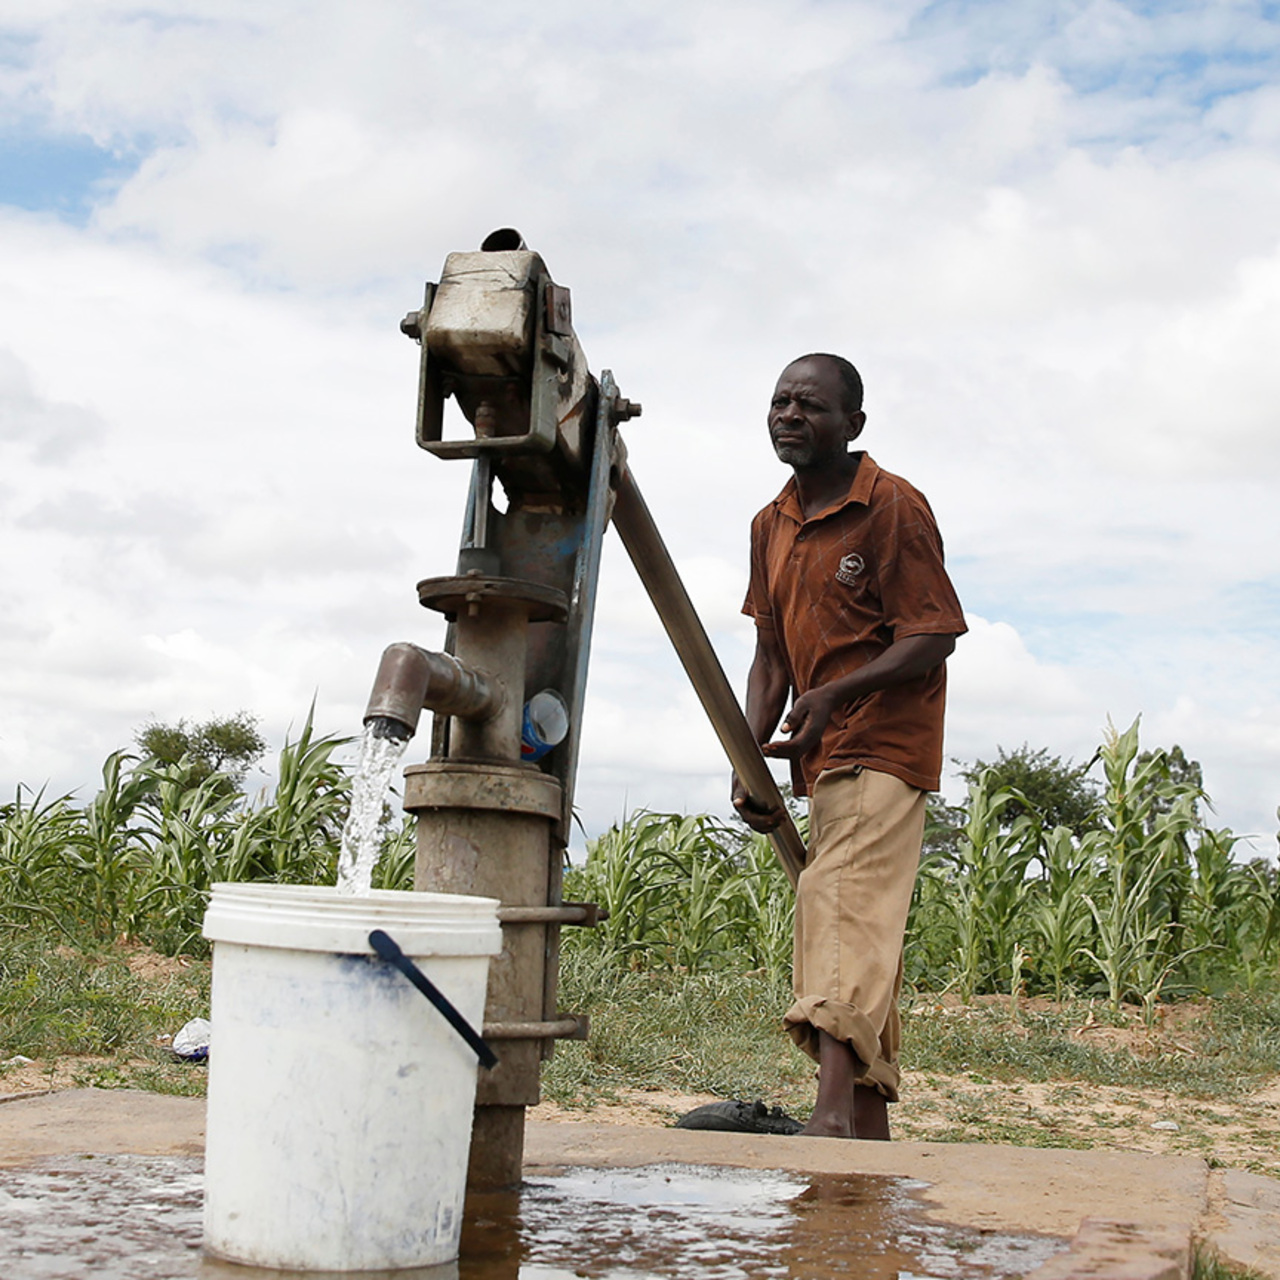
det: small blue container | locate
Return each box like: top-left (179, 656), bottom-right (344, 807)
top-left (521, 690), bottom-right (569, 761)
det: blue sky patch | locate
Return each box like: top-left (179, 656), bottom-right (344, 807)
top-left (1220, 577), bottom-right (1280, 639)
top-left (910, 0), bottom-right (1280, 114)
top-left (0, 132), bottom-right (137, 222)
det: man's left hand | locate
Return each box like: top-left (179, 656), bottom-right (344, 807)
top-left (762, 686), bottom-right (838, 759)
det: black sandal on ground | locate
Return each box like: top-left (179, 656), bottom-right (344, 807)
top-left (674, 1099), bottom-right (803, 1135)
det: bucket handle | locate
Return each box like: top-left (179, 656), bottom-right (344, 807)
top-left (368, 929), bottom-right (498, 1070)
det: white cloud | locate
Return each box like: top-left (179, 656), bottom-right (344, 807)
top-left (2, 0), bottom-right (1279, 848)
top-left (0, 347), bottom-right (104, 460)
top-left (949, 614), bottom-right (1088, 718)
top-left (939, 614), bottom-right (1102, 798)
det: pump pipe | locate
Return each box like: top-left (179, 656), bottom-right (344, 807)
top-left (363, 641), bottom-right (499, 739)
top-left (610, 469), bottom-right (807, 888)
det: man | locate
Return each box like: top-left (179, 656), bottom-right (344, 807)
top-left (733, 353), bottom-right (966, 1140)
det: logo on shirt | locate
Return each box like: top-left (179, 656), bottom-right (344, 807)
top-left (835, 553), bottom-right (865, 586)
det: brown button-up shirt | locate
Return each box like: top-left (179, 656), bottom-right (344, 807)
top-left (743, 452), bottom-right (966, 795)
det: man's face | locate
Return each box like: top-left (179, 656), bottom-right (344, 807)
top-left (768, 358), bottom-right (864, 470)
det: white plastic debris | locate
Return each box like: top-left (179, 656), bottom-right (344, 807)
top-left (1150, 1119), bottom-right (1180, 1132)
top-left (172, 1018), bottom-right (212, 1060)
top-left (2, 1055), bottom-right (34, 1066)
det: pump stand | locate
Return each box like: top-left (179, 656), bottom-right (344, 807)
top-left (363, 230), bottom-right (804, 1189)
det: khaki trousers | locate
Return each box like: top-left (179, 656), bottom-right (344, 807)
top-left (783, 766), bottom-right (925, 1102)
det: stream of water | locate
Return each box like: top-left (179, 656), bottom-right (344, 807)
top-left (335, 720), bottom-right (412, 895)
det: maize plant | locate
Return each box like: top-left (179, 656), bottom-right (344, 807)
top-left (2, 710), bottom-right (1276, 1006)
top-left (936, 770), bottom-right (1038, 1001)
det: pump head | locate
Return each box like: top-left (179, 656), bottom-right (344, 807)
top-left (400, 229), bottom-right (600, 508)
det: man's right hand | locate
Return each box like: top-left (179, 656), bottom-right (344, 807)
top-left (731, 773), bottom-right (785, 833)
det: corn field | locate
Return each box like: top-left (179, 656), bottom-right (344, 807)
top-left (2, 713), bottom-right (1277, 1011)
top-left (0, 710), bottom-right (413, 954)
top-left (564, 719), bottom-right (1280, 1014)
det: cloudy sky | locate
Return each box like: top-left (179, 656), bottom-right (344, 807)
top-left (2, 0), bottom-right (1278, 854)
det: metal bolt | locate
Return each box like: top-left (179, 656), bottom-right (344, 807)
top-left (612, 398), bottom-right (643, 422)
top-left (401, 311), bottom-right (423, 340)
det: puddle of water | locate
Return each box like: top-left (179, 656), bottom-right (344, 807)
top-left (462, 1165), bottom-right (1062, 1280)
top-left (0, 1155), bottom-right (1064, 1280)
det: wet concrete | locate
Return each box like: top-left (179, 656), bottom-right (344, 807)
top-left (463, 1162), bottom-right (1061, 1278)
top-left (1, 1154), bottom-right (204, 1280)
top-left (523, 1121), bottom-right (1208, 1240)
top-left (2, 1091), bottom-right (1279, 1277)
top-left (0, 1152), bottom-right (1060, 1280)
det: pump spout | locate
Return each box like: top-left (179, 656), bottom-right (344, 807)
top-left (364, 642), bottom-right (500, 739)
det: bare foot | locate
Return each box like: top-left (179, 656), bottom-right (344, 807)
top-left (802, 1034), bottom-right (893, 1139)
top-left (803, 1031), bottom-right (862, 1138)
top-left (799, 1110), bottom-right (856, 1139)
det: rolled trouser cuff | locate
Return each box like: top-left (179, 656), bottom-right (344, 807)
top-left (783, 995), bottom-right (902, 1102)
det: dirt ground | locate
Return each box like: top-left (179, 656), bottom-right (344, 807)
top-left (524, 1073), bottom-right (1280, 1177)
top-left (6, 962), bottom-right (1280, 1179)
top-left (7, 1065), bottom-right (1277, 1179)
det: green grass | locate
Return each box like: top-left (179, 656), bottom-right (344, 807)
top-left (543, 949), bottom-right (816, 1111)
top-left (1194, 1246), bottom-right (1272, 1280)
top-left (903, 993), bottom-right (1280, 1098)
top-left (5, 925), bottom-right (1280, 1192)
top-left (8, 920), bottom-right (1280, 1122)
top-left (0, 926), bottom-right (210, 1096)
top-left (542, 949), bottom-right (1280, 1122)
top-left (66, 1056), bottom-right (210, 1097)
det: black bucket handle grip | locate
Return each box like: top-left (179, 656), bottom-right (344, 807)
top-left (368, 928), bottom-right (498, 1070)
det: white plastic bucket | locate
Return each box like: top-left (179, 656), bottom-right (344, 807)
top-left (201, 883), bottom-right (501, 1272)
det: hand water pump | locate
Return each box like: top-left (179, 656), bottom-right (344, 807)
top-left (362, 228), bottom-right (805, 1189)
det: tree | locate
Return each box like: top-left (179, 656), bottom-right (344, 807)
top-left (923, 791), bottom-right (967, 860)
top-left (956, 744), bottom-right (1100, 835)
top-left (135, 712), bottom-right (267, 791)
top-left (1136, 743), bottom-right (1204, 826)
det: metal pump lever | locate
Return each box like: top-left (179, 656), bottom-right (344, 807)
top-left (610, 467), bottom-right (807, 888)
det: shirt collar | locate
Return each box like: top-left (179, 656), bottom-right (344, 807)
top-left (774, 452), bottom-right (879, 526)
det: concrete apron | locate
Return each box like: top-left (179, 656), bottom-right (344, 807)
top-left (2, 1090), bottom-right (1278, 1279)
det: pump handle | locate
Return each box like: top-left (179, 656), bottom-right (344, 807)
top-left (610, 468), bottom-right (806, 887)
